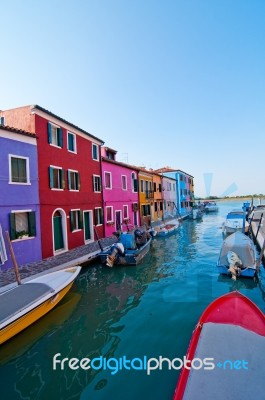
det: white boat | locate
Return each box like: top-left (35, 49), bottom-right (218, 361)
top-left (217, 231), bottom-right (256, 279)
top-left (0, 266), bottom-right (81, 344)
top-left (223, 209), bottom-right (249, 234)
top-left (204, 201), bottom-right (218, 212)
top-left (154, 219), bottom-right (180, 237)
top-left (191, 208), bottom-right (203, 220)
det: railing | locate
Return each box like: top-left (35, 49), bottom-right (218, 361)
top-left (145, 190), bottom-right (154, 199)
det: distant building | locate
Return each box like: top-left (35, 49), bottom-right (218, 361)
top-left (1, 105), bottom-right (104, 258)
top-left (155, 167), bottom-right (194, 217)
top-left (138, 168), bottom-right (154, 226)
top-left (0, 125), bottom-right (41, 270)
top-left (161, 175), bottom-right (178, 219)
top-left (101, 147), bottom-right (140, 236)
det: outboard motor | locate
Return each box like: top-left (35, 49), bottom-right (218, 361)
top-left (106, 243), bottom-right (125, 267)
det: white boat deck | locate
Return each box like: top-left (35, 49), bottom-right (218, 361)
top-left (183, 322), bottom-right (265, 400)
top-left (0, 283), bottom-right (54, 324)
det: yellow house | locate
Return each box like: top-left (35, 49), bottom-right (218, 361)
top-left (138, 169), bottom-right (153, 226)
top-left (151, 172), bottom-right (163, 222)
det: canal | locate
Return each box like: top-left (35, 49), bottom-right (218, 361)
top-left (1, 200), bottom-right (265, 400)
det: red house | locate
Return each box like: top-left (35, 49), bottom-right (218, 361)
top-left (1, 105), bottom-right (104, 258)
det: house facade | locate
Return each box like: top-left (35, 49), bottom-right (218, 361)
top-left (101, 147), bottom-right (140, 236)
top-left (0, 126), bottom-right (41, 270)
top-left (1, 105), bottom-right (104, 258)
top-left (161, 175), bottom-right (178, 219)
top-left (138, 169), bottom-right (153, 226)
top-left (151, 172), bottom-right (163, 222)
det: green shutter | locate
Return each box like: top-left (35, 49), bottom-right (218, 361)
top-left (70, 211), bottom-right (74, 231)
top-left (61, 169), bottom-right (65, 189)
top-left (28, 212), bottom-right (36, 237)
top-left (77, 173), bottom-right (81, 191)
top-left (78, 211), bottom-right (83, 229)
top-left (47, 122), bottom-right (52, 144)
top-left (9, 213), bottom-right (16, 240)
top-left (58, 128), bottom-right (63, 147)
top-left (49, 166), bottom-right (54, 188)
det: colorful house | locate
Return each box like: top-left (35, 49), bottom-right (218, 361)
top-left (1, 105), bottom-right (104, 258)
top-left (138, 169), bottom-right (154, 226)
top-left (155, 168), bottom-right (194, 217)
top-left (161, 175), bottom-right (178, 219)
top-left (101, 147), bottom-right (140, 236)
top-left (150, 171), bottom-right (163, 222)
top-left (0, 125), bottom-right (41, 270)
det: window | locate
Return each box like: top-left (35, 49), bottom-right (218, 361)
top-left (67, 132), bottom-right (76, 153)
top-left (153, 182), bottom-right (157, 192)
top-left (49, 166), bottom-right (65, 189)
top-left (93, 175), bottom-right (101, 192)
top-left (0, 116), bottom-right (4, 125)
top-left (9, 211), bottom-right (36, 240)
top-left (68, 170), bottom-right (80, 191)
top-left (106, 206), bottom-right (113, 222)
top-left (92, 143), bottom-right (99, 160)
top-left (121, 175), bottom-right (127, 190)
top-left (140, 180), bottom-right (144, 193)
top-left (173, 183), bottom-right (176, 191)
top-left (47, 122), bottom-right (63, 147)
top-left (141, 204), bottom-right (151, 216)
top-left (131, 172), bottom-right (138, 192)
top-left (104, 172), bottom-right (112, 189)
top-left (154, 202), bottom-right (158, 212)
top-left (70, 210), bottom-right (83, 231)
top-left (94, 208), bottom-right (103, 225)
top-left (9, 155), bottom-right (29, 184)
top-left (158, 183), bottom-right (162, 192)
top-left (123, 205), bottom-right (129, 219)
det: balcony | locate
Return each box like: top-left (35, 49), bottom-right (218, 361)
top-left (145, 190), bottom-right (154, 199)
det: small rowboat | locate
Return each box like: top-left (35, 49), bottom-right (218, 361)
top-left (0, 266), bottom-right (81, 344)
top-left (155, 219), bottom-right (180, 237)
top-left (173, 291), bottom-right (265, 400)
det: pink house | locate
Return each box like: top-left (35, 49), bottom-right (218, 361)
top-left (101, 147), bottom-right (140, 236)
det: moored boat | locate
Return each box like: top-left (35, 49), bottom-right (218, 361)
top-left (173, 291), bottom-right (265, 400)
top-left (154, 219), bottom-right (180, 237)
top-left (0, 266), bottom-right (81, 345)
top-left (99, 230), bottom-right (152, 267)
top-left (217, 231), bottom-right (256, 279)
top-left (204, 201), bottom-right (218, 212)
top-left (223, 209), bottom-right (249, 235)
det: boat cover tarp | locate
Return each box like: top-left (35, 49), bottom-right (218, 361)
top-left (183, 322), bottom-right (265, 400)
top-left (219, 232), bottom-right (254, 267)
top-left (0, 283), bottom-right (54, 324)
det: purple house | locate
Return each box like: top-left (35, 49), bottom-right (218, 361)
top-left (0, 125), bottom-right (41, 271)
top-left (101, 147), bottom-right (140, 237)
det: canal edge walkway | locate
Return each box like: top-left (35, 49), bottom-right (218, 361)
top-left (0, 236), bottom-right (117, 293)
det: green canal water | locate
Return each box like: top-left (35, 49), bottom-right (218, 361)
top-left (1, 200), bottom-right (265, 400)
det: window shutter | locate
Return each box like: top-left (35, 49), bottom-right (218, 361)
top-left (9, 213), bottom-right (16, 240)
top-left (77, 173), bottom-right (81, 191)
top-left (133, 179), bottom-right (138, 192)
top-left (58, 128), bottom-right (63, 147)
top-left (28, 212), bottom-right (36, 237)
top-left (49, 166), bottom-right (54, 188)
top-left (47, 122), bottom-right (52, 144)
top-left (68, 170), bottom-right (71, 190)
top-left (78, 210), bottom-right (83, 229)
top-left (100, 208), bottom-right (104, 224)
top-left (70, 211), bottom-right (74, 231)
top-left (92, 176), bottom-right (95, 192)
top-left (61, 169), bottom-right (65, 189)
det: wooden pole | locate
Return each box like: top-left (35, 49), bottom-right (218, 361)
top-left (256, 238), bottom-right (265, 272)
top-left (5, 231), bottom-right (22, 285)
top-left (93, 226), bottom-right (103, 251)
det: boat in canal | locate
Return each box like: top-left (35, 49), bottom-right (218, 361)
top-left (173, 291), bottom-right (265, 400)
top-left (0, 266), bottom-right (81, 345)
top-left (223, 209), bottom-right (249, 235)
top-left (217, 231), bottom-right (256, 279)
top-left (154, 219), bottom-right (180, 237)
top-left (99, 230), bottom-right (152, 267)
top-left (204, 201), bottom-right (219, 212)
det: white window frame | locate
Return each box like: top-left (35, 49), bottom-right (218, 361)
top-left (50, 165), bottom-right (64, 191)
top-left (121, 175), bottom-right (127, 190)
top-left (94, 207), bottom-right (103, 226)
top-left (9, 154), bottom-right (30, 185)
top-left (67, 131), bottom-right (77, 153)
top-left (49, 122), bottom-right (62, 148)
top-left (104, 171), bottom-right (112, 189)
top-left (123, 205), bottom-right (129, 219)
top-left (92, 143), bottom-right (99, 161)
top-left (93, 175), bottom-right (101, 192)
top-left (106, 206), bottom-right (113, 222)
top-left (68, 169), bottom-right (79, 191)
top-left (70, 209), bottom-right (82, 232)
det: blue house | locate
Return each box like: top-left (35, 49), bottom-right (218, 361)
top-left (0, 125), bottom-right (42, 270)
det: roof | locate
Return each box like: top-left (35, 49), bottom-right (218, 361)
top-left (31, 105), bottom-right (104, 144)
top-left (102, 157), bottom-right (141, 171)
top-left (0, 125), bottom-right (37, 139)
top-left (154, 167), bottom-right (194, 178)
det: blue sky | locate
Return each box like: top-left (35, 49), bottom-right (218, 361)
top-left (1, 0), bottom-right (264, 197)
